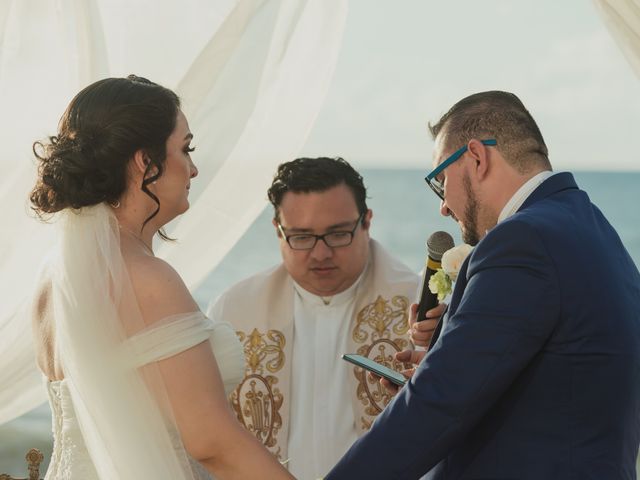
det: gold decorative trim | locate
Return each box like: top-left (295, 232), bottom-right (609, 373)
top-left (0, 448), bottom-right (43, 480)
top-left (350, 295), bottom-right (411, 430)
top-left (240, 328), bottom-right (286, 374)
top-left (353, 295), bottom-right (410, 344)
top-left (231, 328), bottom-right (286, 459)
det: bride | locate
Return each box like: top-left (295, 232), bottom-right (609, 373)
top-left (29, 75), bottom-right (295, 479)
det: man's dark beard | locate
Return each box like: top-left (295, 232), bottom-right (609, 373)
top-left (461, 173), bottom-right (480, 246)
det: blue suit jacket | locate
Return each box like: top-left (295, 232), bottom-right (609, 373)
top-left (327, 173), bottom-right (640, 479)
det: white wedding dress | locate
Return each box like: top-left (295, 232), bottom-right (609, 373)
top-left (43, 312), bottom-right (245, 480)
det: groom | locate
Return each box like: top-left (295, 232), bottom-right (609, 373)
top-left (326, 91), bottom-right (640, 479)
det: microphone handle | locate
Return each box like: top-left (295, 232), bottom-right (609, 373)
top-left (416, 262), bottom-right (440, 322)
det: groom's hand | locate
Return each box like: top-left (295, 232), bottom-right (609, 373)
top-left (409, 302), bottom-right (445, 348)
top-left (368, 349), bottom-right (426, 395)
top-left (395, 348), bottom-right (426, 366)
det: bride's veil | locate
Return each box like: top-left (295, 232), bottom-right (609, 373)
top-left (47, 204), bottom-right (196, 479)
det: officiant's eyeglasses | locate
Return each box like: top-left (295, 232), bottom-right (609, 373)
top-left (277, 213), bottom-right (365, 250)
top-left (425, 139), bottom-right (497, 200)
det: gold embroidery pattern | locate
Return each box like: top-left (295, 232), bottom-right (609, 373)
top-left (230, 328), bottom-right (285, 459)
top-left (353, 295), bottom-right (410, 344)
top-left (351, 295), bottom-right (411, 430)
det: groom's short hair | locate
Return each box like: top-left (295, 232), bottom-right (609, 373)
top-left (429, 90), bottom-right (552, 174)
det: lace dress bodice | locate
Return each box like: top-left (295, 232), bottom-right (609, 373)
top-left (44, 313), bottom-right (245, 480)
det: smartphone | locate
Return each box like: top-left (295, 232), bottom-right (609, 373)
top-left (342, 353), bottom-right (407, 387)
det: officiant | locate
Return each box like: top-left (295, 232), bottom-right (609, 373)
top-left (206, 156), bottom-right (420, 479)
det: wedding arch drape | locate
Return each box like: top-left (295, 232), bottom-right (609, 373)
top-left (0, 0), bottom-right (346, 424)
top-left (593, 0), bottom-right (640, 78)
top-left (1, 0), bottom-right (638, 428)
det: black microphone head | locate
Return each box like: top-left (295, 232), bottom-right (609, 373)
top-left (426, 231), bottom-right (455, 261)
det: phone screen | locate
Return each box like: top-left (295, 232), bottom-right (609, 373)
top-left (342, 353), bottom-right (407, 386)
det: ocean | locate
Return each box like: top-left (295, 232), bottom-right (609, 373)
top-left (1, 169), bottom-right (639, 475)
top-left (193, 169), bottom-right (640, 307)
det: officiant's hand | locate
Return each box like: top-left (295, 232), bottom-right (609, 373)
top-left (409, 302), bottom-right (446, 348)
top-left (369, 349), bottom-right (426, 395)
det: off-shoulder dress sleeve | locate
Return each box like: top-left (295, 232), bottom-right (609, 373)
top-left (126, 311), bottom-right (245, 395)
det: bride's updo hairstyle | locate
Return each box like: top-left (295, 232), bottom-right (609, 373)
top-left (30, 75), bottom-right (180, 223)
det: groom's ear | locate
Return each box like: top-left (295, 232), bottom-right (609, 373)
top-left (467, 139), bottom-right (490, 181)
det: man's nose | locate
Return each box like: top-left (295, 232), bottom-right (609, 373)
top-left (440, 198), bottom-right (452, 217)
top-left (310, 237), bottom-right (333, 260)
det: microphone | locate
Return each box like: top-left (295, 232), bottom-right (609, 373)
top-left (416, 231), bottom-right (455, 322)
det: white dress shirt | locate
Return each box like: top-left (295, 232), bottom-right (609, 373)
top-left (287, 275), bottom-right (364, 480)
top-left (497, 170), bottom-right (555, 223)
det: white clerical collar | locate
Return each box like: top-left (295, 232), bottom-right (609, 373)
top-left (293, 263), bottom-right (367, 307)
top-left (498, 170), bottom-right (555, 224)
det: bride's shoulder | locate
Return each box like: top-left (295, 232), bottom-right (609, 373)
top-left (126, 254), bottom-right (199, 325)
top-left (126, 253), bottom-right (180, 283)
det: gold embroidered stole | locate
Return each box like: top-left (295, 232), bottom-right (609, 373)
top-left (346, 242), bottom-right (417, 432)
top-left (226, 266), bottom-right (293, 462)
top-left (223, 240), bottom-right (419, 460)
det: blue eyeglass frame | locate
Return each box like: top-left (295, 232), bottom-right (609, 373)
top-left (424, 139), bottom-right (497, 200)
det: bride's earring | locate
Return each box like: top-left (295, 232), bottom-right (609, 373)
top-left (110, 200), bottom-right (121, 208)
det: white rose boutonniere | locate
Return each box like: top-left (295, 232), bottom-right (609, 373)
top-left (428, 243), bottom-right (473, 301)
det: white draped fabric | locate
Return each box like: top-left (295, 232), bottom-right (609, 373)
top-left (0, 0), bottom-right (346, 425)
top-left (2, 0), bottom-right (636, 436)
top-left (593, 0), bottom-right (640, 78)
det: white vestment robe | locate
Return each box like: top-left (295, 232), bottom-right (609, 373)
top-left (208, 239), bottom-right (420, 476)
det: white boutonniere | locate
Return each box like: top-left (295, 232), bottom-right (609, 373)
top-left (428, 243), bottom-right (473, 301)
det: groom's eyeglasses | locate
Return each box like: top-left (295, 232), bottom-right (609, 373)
top-left (425, 139), bottom-right (497, 200)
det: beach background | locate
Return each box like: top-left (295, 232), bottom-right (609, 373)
top-left (1, 167), bottom-right (638, 475)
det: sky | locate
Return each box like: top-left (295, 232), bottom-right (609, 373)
top-left (302, 0), bottom-right (640, 172)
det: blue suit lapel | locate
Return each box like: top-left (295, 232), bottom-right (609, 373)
top-left (427, 256), bottom-right (471, 350)
top-left (426, 173), bottom-right (577, 351)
